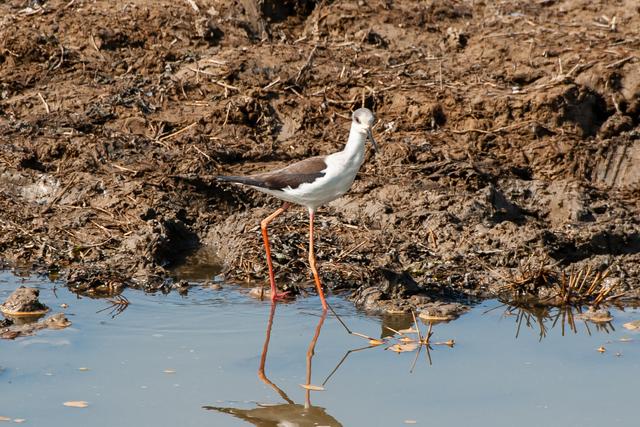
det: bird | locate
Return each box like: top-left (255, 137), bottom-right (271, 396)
top-left (217, 108), bottom-right (378, 311)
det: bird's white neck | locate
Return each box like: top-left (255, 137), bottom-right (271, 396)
top-left (340, 124), bottom-right (367, 166)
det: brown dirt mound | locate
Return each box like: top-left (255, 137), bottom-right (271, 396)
top-left (1, 0), bottom-right (639, 312)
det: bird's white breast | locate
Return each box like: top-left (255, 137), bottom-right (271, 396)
top-left (282, 149), bottom-right (364, 210)
top-left (249, 127), bottom-right (369, 211)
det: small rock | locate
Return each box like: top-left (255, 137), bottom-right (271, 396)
top-left (45, 313), bottom-right (72, 329)
top-left (598, 113), bottom-right (633, 138)
top-left (1, 313), bottom-right (71, 339)
top-left (419, 302), bottom-right (468, 321)
top-left (172, 280), bottom-right (190, 295)
top-left (577, 307), bottom-right (613, 323)
top-left (350, 286), bottom-right (384, 311)
top-left (385, 305), bottom-right (410, 315)
top-left (0, 286), bottom-right (49, 315)
top-left (380, 269), bottom-right (420, 298)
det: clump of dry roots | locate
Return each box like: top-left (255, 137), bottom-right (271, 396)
top-left (497, 256), bottom-right (623, 308)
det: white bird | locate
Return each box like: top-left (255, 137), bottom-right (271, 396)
top-left (218, 108), bottom-right (378, 310)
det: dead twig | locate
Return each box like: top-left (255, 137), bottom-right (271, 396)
top-left (326, 302), bottom-right (377, 341)
top-left (451, 120), bottom-right (533, 135)
top-left (262, 77), bottom-right (282, 91)
top-left (187, 67), bottom-right (239, 91)
top-left (96, 295), bottom-right (130, 318)
top-left (111, 163), bottom-right (139, 174)
top-left (605, 55), bottom-right (637, 69)
top-left (158, 122), bottom-right (197, 141)
top-left (184, 0), bottom-right (199, 13)
top-left (37, 93), bottom-right (50, 114)
top-left (295, 45), bottom-right (318, 85)
top-left (89, 34), bottom-right (106, 60)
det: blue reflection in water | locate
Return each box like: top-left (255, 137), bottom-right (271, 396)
top-left (1, 271), bottom-right (638, 427)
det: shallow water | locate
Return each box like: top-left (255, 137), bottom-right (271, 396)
top-left (1, 271), bottom-right (639, 427)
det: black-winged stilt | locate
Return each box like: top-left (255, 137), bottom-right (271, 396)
top-left (218, 108), bottom-right (378, 310)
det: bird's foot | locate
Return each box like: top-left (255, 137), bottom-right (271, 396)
top-left (249, 286), bottom-right (291, 301)
top-left (271, 290), bottom-right (291, 302)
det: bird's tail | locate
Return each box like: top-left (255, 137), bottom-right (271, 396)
top-left (216, 175), bottom-right (264, 187)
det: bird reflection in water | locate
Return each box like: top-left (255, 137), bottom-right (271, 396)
top-left (203, 302), bottom-right (342, 426)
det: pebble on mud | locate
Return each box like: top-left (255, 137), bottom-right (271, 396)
top-left (0, 286), bottom-right (49, 316)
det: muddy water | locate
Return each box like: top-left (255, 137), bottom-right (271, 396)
top-left (1, 271), bottom-right (638, 427)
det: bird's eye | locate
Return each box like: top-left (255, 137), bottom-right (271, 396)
top-left (355, 116), bottom-right (361, 124)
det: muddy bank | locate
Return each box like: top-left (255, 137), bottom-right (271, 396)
top-left (1, 0), bottom-right (639, 312)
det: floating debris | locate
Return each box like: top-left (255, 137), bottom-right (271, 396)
top-left (388, 342), bottom-right (419, 353)
top-left (623, 320), bottom-right (640, 331)
top-left (299, 384), bottom-right (325, 391)
top-left (577, 307), bottom-right (613, 323)
top-left (63, 401), bottom-right (88, 408)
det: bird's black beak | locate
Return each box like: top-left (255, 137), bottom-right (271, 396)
top-left (367, 129), bottom-right (379, 153)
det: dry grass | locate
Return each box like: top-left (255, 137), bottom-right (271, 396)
top-left (499, 256), bottom-right (622, 307)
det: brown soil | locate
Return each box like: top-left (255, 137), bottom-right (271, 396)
top-left (1, 0), bottom-right (639, 313)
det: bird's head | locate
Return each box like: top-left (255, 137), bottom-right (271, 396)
top-left (352, 108), bottom-right (378, 152)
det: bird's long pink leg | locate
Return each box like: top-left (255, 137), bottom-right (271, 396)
top-left (308, 210), bottom-right (328, 311)
top-left (260, 203), bottom-right (290, 302)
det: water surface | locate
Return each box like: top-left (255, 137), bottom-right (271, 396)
top-left (1, 271), bottom-right (638, 426)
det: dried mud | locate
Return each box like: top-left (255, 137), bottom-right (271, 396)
top-left (1, 0), bottom-right (639, 313)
